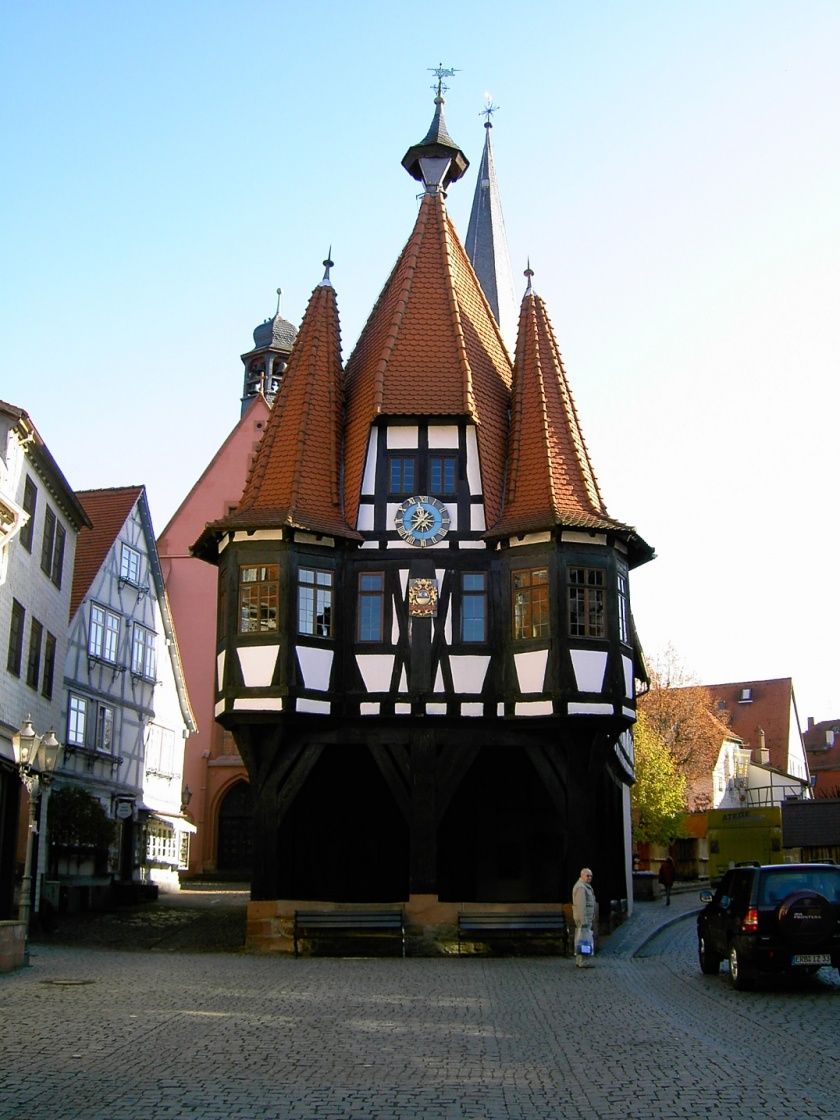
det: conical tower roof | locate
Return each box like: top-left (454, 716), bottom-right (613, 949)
top-left (198, 262), bottom-right (360, 548)
top-left (343, 190), bottom-right (512, 529)
top-left (488, 275), bottom-right (653, 565)
top-left (464, 116), bottom-right (517, 352)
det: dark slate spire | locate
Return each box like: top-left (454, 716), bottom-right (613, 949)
top-left (465, 101), bottom-right (517, 353)
top-left (401, 66), bottom-right (469, 193)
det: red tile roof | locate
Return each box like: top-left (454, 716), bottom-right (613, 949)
top-left (488, 289), bottom-right (631, 540)
top-left (803, 719), bottom-right (840, 794)
top-left (706, 678), bottom-right (800, 774)
top-left (211, 280), bottom-right (360, 541)
top-left (343, 192), bottom-right (512, 529)
top-left (70, 487), bottom-right (143, 618)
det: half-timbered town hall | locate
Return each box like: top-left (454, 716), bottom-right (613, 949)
top-left (193, 85), bottom-right (654, 950)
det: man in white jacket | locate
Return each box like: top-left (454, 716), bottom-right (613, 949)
top-left (572, 867), bottom-right (596, 967)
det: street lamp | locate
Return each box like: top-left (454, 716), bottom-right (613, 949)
top-left (12, 717), bottom-right (62, 965)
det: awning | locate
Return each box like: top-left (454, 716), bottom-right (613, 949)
top-left (148, 811), bottom-right (197, 834)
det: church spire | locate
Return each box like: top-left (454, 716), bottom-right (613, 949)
top-left (465, 98), bottom-right (517, 354)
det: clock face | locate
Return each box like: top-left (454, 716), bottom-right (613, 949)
top-left (394, 496), bottom-right (451, 547)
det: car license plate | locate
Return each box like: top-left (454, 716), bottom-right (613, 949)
top-left (791, 954), bottom-right (831, 966)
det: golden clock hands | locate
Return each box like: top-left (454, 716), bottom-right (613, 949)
top-left (410, 507), bottom-right (435, 532)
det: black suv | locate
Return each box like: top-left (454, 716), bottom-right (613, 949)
top-left (697, 862), bottom-right (840, 989)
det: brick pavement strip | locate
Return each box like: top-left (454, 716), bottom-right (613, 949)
top-left (1, 893), bottom-right (838, 1120)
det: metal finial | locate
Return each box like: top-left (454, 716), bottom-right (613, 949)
top-left (320, 247), bottom-right (334, 286)
top-left (524, 259), bottom-right (534, 295)
top-left (275, 288), bottom-right (282, 316)
top-left (428, 63), bottom-right (458, 100)
top-left (480, 94), bottom-right (499, 128)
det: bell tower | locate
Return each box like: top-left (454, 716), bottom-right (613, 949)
top-left (239, 288), bottom-right (297, 415)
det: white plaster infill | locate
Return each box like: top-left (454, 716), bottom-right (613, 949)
top-left (514, 649), bottom-right (548, 693)
top-left (515, 700), bottom-right (554, 716)
top-left (297, 698), bottom-right (331, 714)
top-left (233, 697), bottom-right (283, 711)
top-left (237, 644), bottom-right (279, 688)
top-left (356, 653), bottom-right (394, 693)
top-left (427, 425), bottom-right (459, 448)
top-left (450, 655), bottom-right (490, 694)
top-left (570, 649), bottom-right (608, 693)
top-left (509, 532), bottom-right (551, 548)
top-left (361, 437), bottom-right (377, 493)
top-left (465, 426), bottom-right (481, 493)
top-left (231, 529), bottom-right (284, 543)
top-left (622, 654), bottom-right (634, 699)
top-left (360, 702), bottom-right (380, 715)
top-left (461, 702), bottom-right (484, 716)
top-left (356, 503), bottom-right (375, 531)
top-left (216, 650), bottom-right (226, 690)
top-left (386, 426), bottom-right (419, 448)
top-left (568, 702), bottom-right (613, 715)
top-left (296, 646), bottom-right (333, 692)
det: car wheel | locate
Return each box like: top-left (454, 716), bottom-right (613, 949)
top-left (699, 934), bottom-right (721, 975)
top-left (728, 944), bottom-right (752, 990)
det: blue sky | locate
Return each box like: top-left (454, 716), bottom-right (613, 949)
top-left (3, 1), bottom-right (838, 722)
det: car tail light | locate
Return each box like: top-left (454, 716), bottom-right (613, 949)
top-left (741, 907), bottom-right (759, 933)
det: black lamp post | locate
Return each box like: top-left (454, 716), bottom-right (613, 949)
top-left (11, 717), bottom-right (62, 964)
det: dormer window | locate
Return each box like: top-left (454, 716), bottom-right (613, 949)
top-left (388, 454), bottom-right (416, 495)
top-left (429, 454), bottom-right (457, 496)
top-left (738, 688), bottom-right (753, 704)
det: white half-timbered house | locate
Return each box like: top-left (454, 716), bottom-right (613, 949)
top-left (59, 486), bottom-right (195, 903)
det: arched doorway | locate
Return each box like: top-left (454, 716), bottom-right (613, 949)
top-left (438, 746), bottom-right (564, 902)
top-left (216, 780), bottom-right (254, 876)
top-left (276, 745), bottom-right (409, 901)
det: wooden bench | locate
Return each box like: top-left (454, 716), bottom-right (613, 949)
top-left (293, 909), bottom-right (406, 957)
top-left (457, 912), bottom-right (570, 956)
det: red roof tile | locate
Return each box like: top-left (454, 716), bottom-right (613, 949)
top-left (213, 280), bottom-right (360, 541)
top-left (488, 290), bottom-right (628, 539)
top-left (343, 192), bottom-right (512, 529)
top-left (706, 678), bottom-right (800, 774)
top-left (70, 487), bottom-right (143, 617)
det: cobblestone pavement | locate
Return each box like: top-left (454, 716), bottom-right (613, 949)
top-left (3, 887), bottom-right (838, 1120)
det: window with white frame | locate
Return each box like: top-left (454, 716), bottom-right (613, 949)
top-left (89, 604), bottom-right (120, 662)
top-left (68, 695), bottom-right (87, 746)
top-left (120, 544), bottom-right (141, 584)
top-left (95, 704), bottom-right (114, 752)
top-left (146, 820), bottom-right (178, 865)
top-left (145, 723), bottom-right (176, 776)
top-left (131, 624), bottom-right (156, 678)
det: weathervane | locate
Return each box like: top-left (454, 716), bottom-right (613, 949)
top-left (480, 93), bottom-right (499, 126)
top-left (428, 63), bottom-right (459, 98)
